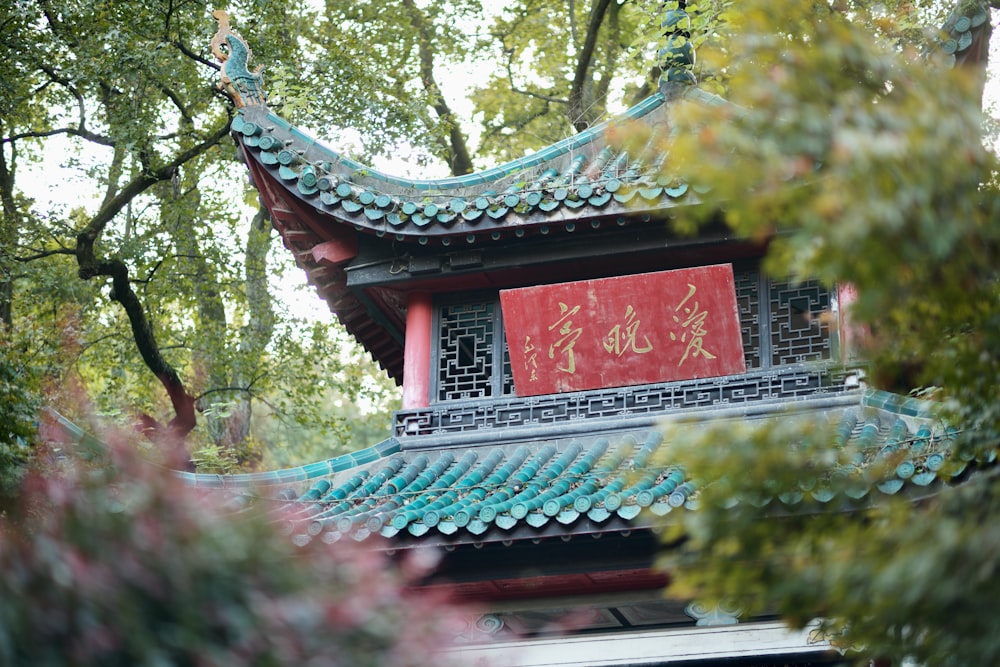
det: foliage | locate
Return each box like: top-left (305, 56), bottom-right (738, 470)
top-left (0, 0), bottom-right (443, 461)
top-left (0, 309), bottom-right (76, 508)
top-left (314, 0), bottom-right (486, 172)
top-left (0, 321), bottom-right (44, 508)
top-left (470, 0), bottom-right (658, 162)
top-left (644, 0), bottom-right (1000, 664)
top-left (257, 339), bottom-right (401, 470)
top-left (0, 427), bottom-right (462, 666)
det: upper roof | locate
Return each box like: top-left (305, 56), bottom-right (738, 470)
top-left (213, 1), bottom-right (993, 246)
top-left (210, 4), bottom-right (993, 380)
top-left (228, 91), bottom-right (714, 247)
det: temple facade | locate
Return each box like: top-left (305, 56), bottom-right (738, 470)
top-left (174, 5), bottom-right (992, 665)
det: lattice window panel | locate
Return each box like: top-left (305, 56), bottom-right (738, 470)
top-left (734, 268), bottom-right (762, 369)
top-left (769, 279), bottom-right (831, 366)
top-left (501, 339), bottom-right (515, 396)
top-left (437, 302), bottom-right (496, 401)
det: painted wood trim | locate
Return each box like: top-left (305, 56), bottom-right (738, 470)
top-left (447, 620), bottom-right (831, 666)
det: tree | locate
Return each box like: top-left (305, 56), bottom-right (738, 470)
top-left (315, 0), bottom-right (650, 171)
top-left (319, 0), bottom-right (665, 168)
top-left (0, 425), bottom-right (462, 666)
top-left (639, 0), bottom-right (1000, 664)
top-left (470, 0), bottom-right (662, 161)
top-left (0, 1), bottom-right (430, 463)
top-left (2, 1), bottom-right (672, 466)
top-left (0, 319), bottom-right (47, 510)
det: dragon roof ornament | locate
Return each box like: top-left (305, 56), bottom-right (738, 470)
top-left (211, 10), bottom-right (265, 108)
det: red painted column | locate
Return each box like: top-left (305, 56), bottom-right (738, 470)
top-left (401, 291), bottom-right (433, 409)
top-left (837, 283), bottom-right (869, 365)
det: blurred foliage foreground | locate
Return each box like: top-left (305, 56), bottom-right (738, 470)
top-left (0, 423), bottom-right (464, 667)
top-left (647, 0), bottom-right (1000, 665)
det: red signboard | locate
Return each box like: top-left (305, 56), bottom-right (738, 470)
top-left (500, 265), bottom-right (745, 396)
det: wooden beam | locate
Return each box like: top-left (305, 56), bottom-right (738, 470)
top-left (447, 620), bottom-right (832, 666)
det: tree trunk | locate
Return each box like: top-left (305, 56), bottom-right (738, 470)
top-left (0, 135), bottom-right (18, 328)
top-left (230, 206), bottom-right (276, 462)
top-left (567, 0), bottom-right (614, 131)
top-left (71, 120), bottom-right (231, 462)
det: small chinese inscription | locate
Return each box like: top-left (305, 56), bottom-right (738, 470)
top-left (523, 335), bottom-right (539, 381)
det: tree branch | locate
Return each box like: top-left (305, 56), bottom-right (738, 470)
top-left (96, 255), bottom-right (197, 443)
top-left (76, 118), bottom-right (232, 254)
top-left (505, 50), bottom-right (569, 104)
top-left (481, 100), bottom-right (552, 148)
top-left (2, 126), bottom-right (113, 146)
top-left (194, 382), bottom-right (262, 404)
top-left (153, 79), bottom-right (193, 124)
top-left (18, 64), bottom-right (116, 147)
top-left (401, 0), bottom-right (474, 175)
top-left (14, 247), bottom-right (76, 262)
top-left (568, 0), bottom-right (614, 131)
top-left (172, 39), bottom-right (221, 71)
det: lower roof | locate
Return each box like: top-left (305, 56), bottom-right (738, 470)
top-left (46, 385), bottom-right (976, 552)
top-left (155, 387), bottom-right (971, 548)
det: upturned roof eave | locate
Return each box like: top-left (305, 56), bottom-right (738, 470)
top-left (230, 84), bottom-right (718, 247)
top-left (161, 386), bottom-right (981, 549)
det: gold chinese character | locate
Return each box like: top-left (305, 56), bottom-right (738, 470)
top-left (547, 302), bottom-right (583, 374)
top-left (669, 283), bottom-right (717, 366)
top-left (604, 304), bottom-right (653, 357)
top-left (523, 335), bottom-right (538, 381)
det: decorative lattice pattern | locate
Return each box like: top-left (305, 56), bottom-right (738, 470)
top-left (501, 340), bottom-right (515, 396)
top-left (437, 302), bottom-right (496, 401)
top-left (431, 270), bottom-right (836, 414)
top-left (734, 268), bottom-right (762, 369)
top-left (769, 279), bottom-right (831, 366)
top-left (400, 366), bottom-right (851, 436)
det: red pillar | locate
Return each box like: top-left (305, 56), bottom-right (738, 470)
top-left (401, 291), bottom-right (433, 409)
top-left (837, 283), bottom-right (870, 365)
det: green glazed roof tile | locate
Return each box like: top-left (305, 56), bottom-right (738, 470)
top-left (231, 89), bottom-right (709, 245)
top-left (239, 390), bottom-right (971, 544)
top-left (44, 383), bottom-right (980, 546)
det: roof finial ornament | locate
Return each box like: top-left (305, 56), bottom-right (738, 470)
top-left (211, 10), bottom-right (266, 108)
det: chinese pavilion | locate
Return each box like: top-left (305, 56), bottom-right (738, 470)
top-left (171, 5), bottom-right (993, 665)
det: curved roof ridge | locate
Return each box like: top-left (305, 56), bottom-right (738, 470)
top-left (243, 92), bottom-right (667, 194)
top-left (231, 88), bottom-right (693, 243)
top-left (172, 437), bottom-right (403, 488)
